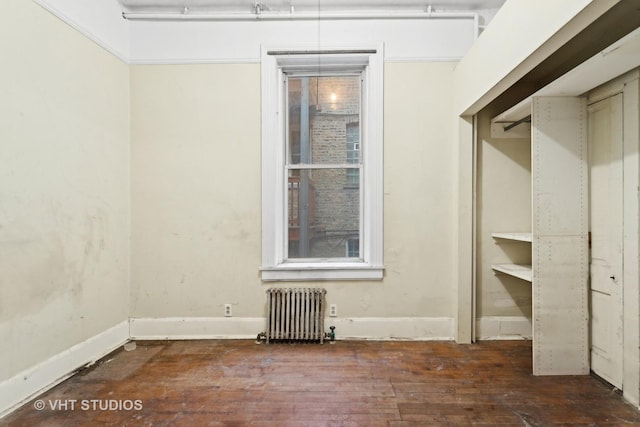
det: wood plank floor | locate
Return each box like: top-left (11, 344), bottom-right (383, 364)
top-left (3, 340), bottom-right (640, 426)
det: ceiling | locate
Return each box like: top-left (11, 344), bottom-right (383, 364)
top-left (117, 0), bottom-right (507, 14)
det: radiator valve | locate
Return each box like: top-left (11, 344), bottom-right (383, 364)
top-left (328, 326), bottom-right (336, 343)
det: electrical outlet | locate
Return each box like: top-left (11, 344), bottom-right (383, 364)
top-left (224, 304), bottom-right (232, 317)
top-left (329, 304), bottom-right (337, 317)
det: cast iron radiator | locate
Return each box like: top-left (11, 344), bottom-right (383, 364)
top-left (265, 288), bottom-right (326, 343)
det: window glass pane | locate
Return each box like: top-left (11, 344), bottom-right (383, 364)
top-left (288, 168), bottom-right (360, 259)
top-left (287, 75), bottom-right (361, 165)
top-left (346, 123), bottom-right (360, 187)
top-left (346, 238), bottom-right (360, 258)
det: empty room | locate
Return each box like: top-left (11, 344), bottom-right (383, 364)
top-left (2, 0), bottom-right (640, 425)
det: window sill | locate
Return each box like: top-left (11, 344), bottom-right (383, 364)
top-left (261, 263), bottom-right (384, 282)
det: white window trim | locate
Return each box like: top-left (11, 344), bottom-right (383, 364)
top-left (260, 44), bottom-right (384, 281)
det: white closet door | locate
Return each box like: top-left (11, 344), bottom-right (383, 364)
top-left (588, 93), bottom-right (624, 388)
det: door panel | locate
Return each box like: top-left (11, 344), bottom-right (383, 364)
top-left (588, 93), bottom-right (624, 388)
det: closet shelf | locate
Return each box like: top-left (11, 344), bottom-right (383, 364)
top-left (491, 263), bottom-right (532, 283)
top-left (491, 232), bottom-right (532, 242)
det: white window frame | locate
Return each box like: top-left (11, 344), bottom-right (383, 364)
top-left (260, 44), bottom-right (384, 281)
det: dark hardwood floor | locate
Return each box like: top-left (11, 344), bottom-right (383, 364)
top-left (3, 340), bottom-right (640, 426)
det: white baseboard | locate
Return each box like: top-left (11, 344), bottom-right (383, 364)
top-left (129, 317), bottom-right (265, 340)
top-left (129, 316), bottom-right (455, 341)
top-left (476, 316), bottom-right (532, 340)
top-left (327, 317), bottom-right (455, 341)
top-left (0, 320), bottom-right (129, 418)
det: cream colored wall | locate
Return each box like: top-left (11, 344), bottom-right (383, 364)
top-left (0, 0), bottom-right (130, 382)
top-left (130, 64), bottom-right (263, 317)
top-left (476, 110), bottom-right (532, 320)
top-left (130, 62), bottom-right (457, 322)
top-left (382, 62), bottom-right (457, 318)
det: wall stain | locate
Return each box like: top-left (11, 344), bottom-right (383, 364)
top-left (0, 203), bottom-right (109, 321)
top-left (69, 210), bottom-right (108, 301)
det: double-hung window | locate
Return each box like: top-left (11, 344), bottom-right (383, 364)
top-left (261, 46), bottom-right (384, 281)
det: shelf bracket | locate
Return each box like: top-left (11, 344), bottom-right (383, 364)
top-left (503, 115), bottom-right (532, 131)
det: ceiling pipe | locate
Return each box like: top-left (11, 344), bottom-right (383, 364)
top-left (473, 12), bottom-right (480, 39)
top-left (121, 10), bottom-right (479, 21)
top-left (121, 10), bottom-right (480, 24)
